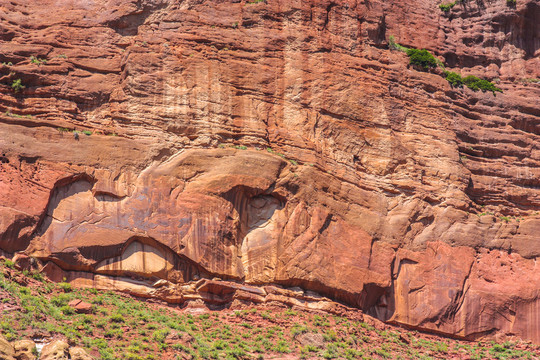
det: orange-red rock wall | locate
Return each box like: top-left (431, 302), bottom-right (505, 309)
top-left (1, 0), bottom-right (539, 343)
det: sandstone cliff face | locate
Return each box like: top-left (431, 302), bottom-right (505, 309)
top-left (1, 0), bottom-right (539, 343)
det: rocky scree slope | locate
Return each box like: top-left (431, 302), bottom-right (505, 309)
top-left (0, 0), bottom-right (539, 343)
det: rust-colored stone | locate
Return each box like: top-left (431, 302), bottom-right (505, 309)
top-left (67, 299), bottom-right (93, 314)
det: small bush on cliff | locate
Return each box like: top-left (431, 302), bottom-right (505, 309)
top-left (463, 75), bottom-right (502, 94)
top-left (11, 79), bottom-right (25, 93)
top-left (439, 2), bottom-right (456, 12)
top-left (406, 49), bottom-right (439, 70)
top-left (30, 56), bottom-right (47, 65)
top-left (445, 71), bottom-right (464, 87)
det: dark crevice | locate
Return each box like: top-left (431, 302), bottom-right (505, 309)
top-left (318, 213), bottom-right (333, 234)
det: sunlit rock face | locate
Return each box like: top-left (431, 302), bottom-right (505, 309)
top-left (1, 0), bottom-right (539, 343)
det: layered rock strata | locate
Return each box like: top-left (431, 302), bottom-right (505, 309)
top-left (1, 0), bottom-right (539, 343)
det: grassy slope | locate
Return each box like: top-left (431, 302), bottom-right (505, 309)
top-left (0, 260), bottom-right (538, 360)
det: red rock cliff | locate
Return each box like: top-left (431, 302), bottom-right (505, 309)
top-left (1, 0), bottom-right (539, 343)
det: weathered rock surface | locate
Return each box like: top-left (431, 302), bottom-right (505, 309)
top-left (68, 347), bottom-right (94, 360)
top-left (12, 340), bottom-right (36, 360)
top-left (40, 340), bottom-right (69, 360)
top-left (0, 0), bottom-right (539, 343)
top-left (0, 334), bottom-right (15, 360)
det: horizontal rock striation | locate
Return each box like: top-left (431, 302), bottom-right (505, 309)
top-left (1, 0), bottom-right (539, 343)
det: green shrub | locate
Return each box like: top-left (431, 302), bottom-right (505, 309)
top-left (11, 79), bottom-right (25, 93)
top-left (322, 344), bottom-right (339, 359)
top-left (291, 324), bottom-right (309, 336)
top-left (301, 345), bottom-right (319, 353)
top-left (30, 271), bottom-right (44, 282)
top-left (406, 49), bottom-right (438, 70)
top-left (439, 2), bottom-right (456, 12)
top-left (3, 259), bottom-right (15, 269)
top-left (261, 311), bottom-right (272, 320)
top-left (110, 313), bottom-right (125, 323)
top-left (212, 339), bottom-right (228, 350)
top-left (152, 329), bottom-right (169, 343)
top-left (506, 0), bottom-right (516, 4)
top-left (92, 295), bottom-right (104, 305)
top-left (58, 282), bottom-right (72, 292)
top-left (60, 305), bottom-right (75, 315)
top-left (463, 75), bottom-right (502, 94)
top-left (323, 330), bottom-right (337, 342)
top-left (50, 294), bottom-right (71, 307)
top-left (99, 348), bottom-right (115, 360)
top-left (274, 340), bottom-right (291, 353)
top-left (445, 71), bottom-right (464, 87)
top-left (30, 56), bottom-right (47, 65)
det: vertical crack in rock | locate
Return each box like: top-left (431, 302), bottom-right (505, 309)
top-left (440, 258), bottom-right (475, 325)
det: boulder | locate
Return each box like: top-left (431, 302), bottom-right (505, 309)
top-left (295, 333), bottom-right (325, 348)
top-left (67, 300), bottom-right (93, 314)
top-left (39, 340), bottom-right (69, 360)
top-left (68, 347), bottom-right (93, 360)
top-left (12, 340), bottom-right (36, 360)
top-left (0, 334), bottom-right (15, 360)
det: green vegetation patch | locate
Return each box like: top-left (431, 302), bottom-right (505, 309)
top-left (406, 48), bottom-right (439, 70)
top-left (11, 79), bottom-right (25, 93)
top-left (463, 75), bottom-right (503, 93)
top-left (390, 35), bottom-right (503, 95)
top-left (30, 56), bottom-right (47, 65)
top-left (445, 71), bottom-right (464, 87)
top-left (439, 2), bottom-right (457, 12)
